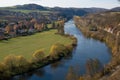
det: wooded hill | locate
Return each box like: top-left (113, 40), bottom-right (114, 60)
top-left (0, 4), bottom-right (109, 20)
top-left (74, 11), bottom-right (120, 80)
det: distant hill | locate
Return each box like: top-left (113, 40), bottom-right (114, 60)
top-left (51, 7), bottom-right (107, 13)
top-left (13, 4), bottom-right (108, 15)
top-left (110, 7), bottom-right (120, 12)
top-left (51, 7), bottom-right (107, 19)
top-left (0, 4), bottom-right (119, 20)
top-left (81, 7), bottom-right (107, 13)
top-left (15, 4), bottom-right (47, 10)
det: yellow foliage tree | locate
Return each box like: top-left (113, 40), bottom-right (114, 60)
top-left (79, 77), bottom-right (84, 80)
top-left (32, 49), bottom-right (45, 62)
top-left (5, 25), bottom-right (11, 34)
top-left (16, 56), bottom-right (29, 67)
top-left (0, 62), bottom-right (5, 73)
top-left (3, 54), bottom-right (29, 73)
top-left (49, 43), bottom-right (68, 58)
top-left (3, 54), bottom-right (17, 70)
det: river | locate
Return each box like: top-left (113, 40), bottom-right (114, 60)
top-left (12, 20), bottom-right (111, 80)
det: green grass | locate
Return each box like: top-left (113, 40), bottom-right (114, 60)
top-left (0, 30), bottom-right (72, 61)
top-left (11, 9), bottom-right (52, 15)
top-left (0, 7), bottom-right (52, 14)
top-left (8, 9), bottom-right (51, 14)
top-left (11, 9), bottom-right (33, 13)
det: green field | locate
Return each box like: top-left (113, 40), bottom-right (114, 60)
top-left (0, 30), bottom-right (72, 61)
top-left (0, 7), bottom-right (52, 14)
top-left (10, 9), bottom-right (51, 14)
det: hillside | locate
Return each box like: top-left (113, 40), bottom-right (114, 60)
top-left (74, 11), bottom-right (120, 80)
top-left (0, 4), bottom-right (109, 20)
top-left (15, 4), bottom-right (47, 10)
top-left (110, 7), bottom-right (120, 12)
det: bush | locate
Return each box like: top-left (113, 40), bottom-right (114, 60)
top-left (66, 44), bottom-right (73, 52)
top-left (32, 49), bottom-right (45, 62)
top-left (0, 62), bottom-right (6, 77)
top-left (3, 54), bottom-right (18, 72)
top-left (15, 56), bottom-right (30, 73)
top-left (3, 54), bottom-right (30, 74)
top-left (0, 63), bottom-right (5, 72)
top-left (49, 43), bottom-right (69, 58)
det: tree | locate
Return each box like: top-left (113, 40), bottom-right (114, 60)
top-left (15, 56), bottom-right (29, 72)
top-left (3, 54), bottom-right (17, 71)
top-left (3, 54), bottom-right (30, 73)
top-left (5, 25), bottom-right (11, 34)
top-left (44, 24), bottom-right (49, 30)
top-left (52, 22), bottom-right (56, 29)
top-left (49, 43), bottom-right (69, 58)
top-left (56, 20), bottom-right (65, 35)
top-left (32, 49), bottom-right (45, 62)
top-left (79, 77), bottom-right (84, 80)
top-left (86, 59), bottom-right (102, 76)
top-left (66, 66), bottom-right (79, 80)
top-left (0, 63), bottom-right (5, 74)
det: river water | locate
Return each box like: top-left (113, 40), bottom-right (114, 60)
top-left (12, 20), bottom-right (111, 80)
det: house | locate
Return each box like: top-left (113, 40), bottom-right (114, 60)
top-left (5, 23), bottom-right (17, 37)
top-left (28, 27), bottom-right (35, 35)
top-left (34, 23), bottom-right (43, 32)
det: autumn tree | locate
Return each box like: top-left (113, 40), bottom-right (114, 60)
top-left (0, 63), bottom-right (6, 75)
top-left (44, 23), bottom-right (49, 30)
top-left (56, 20), bottom-right (65, 35)
top-left (15, 56), bottom-right (30, 73)
top-left (49, 43), bottom-right (69, 58)
top-left (66, 66), bottom-right (79, 80)
top-left (52, 22), bottom-right (56, 29)
top-left (3, 54), bottom-right (30, 73)
top-left (32, 49), bottom-right (45, 62)
top-left (78, 77), bottom-right (84, 80)
top-left (86, 59), bottom-right (102, 76)
top-left (5, 25), bottom-right (11, 34)
top-left (3, 54), bottom-right (17, 71)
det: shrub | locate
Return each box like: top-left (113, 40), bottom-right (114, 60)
top-left (49, 43), bottom-right (69, 58)
top-left (3, 54), bottom-right (30, 74)
top-left (15, 56), bottom-right (30, 73)
top-left (66, 44), bottom-right (73, 52)
top-left (79, 77), bottom-right (84, 80)
top-left (0, 63), bottom-right (4, 70)
top-left (3, 54), bottom-right (18, 72)
top-left (32, 49), bottom-right (45, 62)
top-left (0, 62), bottom-right (6, 75)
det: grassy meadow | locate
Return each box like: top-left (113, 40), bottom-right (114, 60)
top-left (0, 30), bottom-right (72, 61)
top-left (10, 9), bottom-right (52, 14)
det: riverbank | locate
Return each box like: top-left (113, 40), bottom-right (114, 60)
top-left (74, 16), bottom-right (120, 80)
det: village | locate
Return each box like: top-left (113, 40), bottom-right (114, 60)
top-left (0, 10), bottom-right (63, 40)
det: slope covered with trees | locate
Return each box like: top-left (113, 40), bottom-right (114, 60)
top-left (74, 11), bottom-right (120, 80)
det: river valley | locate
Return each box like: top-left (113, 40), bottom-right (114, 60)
top-left (12, 20), bottom-right (112, 80)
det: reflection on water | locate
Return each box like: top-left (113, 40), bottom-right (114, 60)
top-left (13, 69), bottom-right (45, 80)
top-left (66, 66), bottom-right (80, 80)
top-left (11, 20), bottom-right (111, 80)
